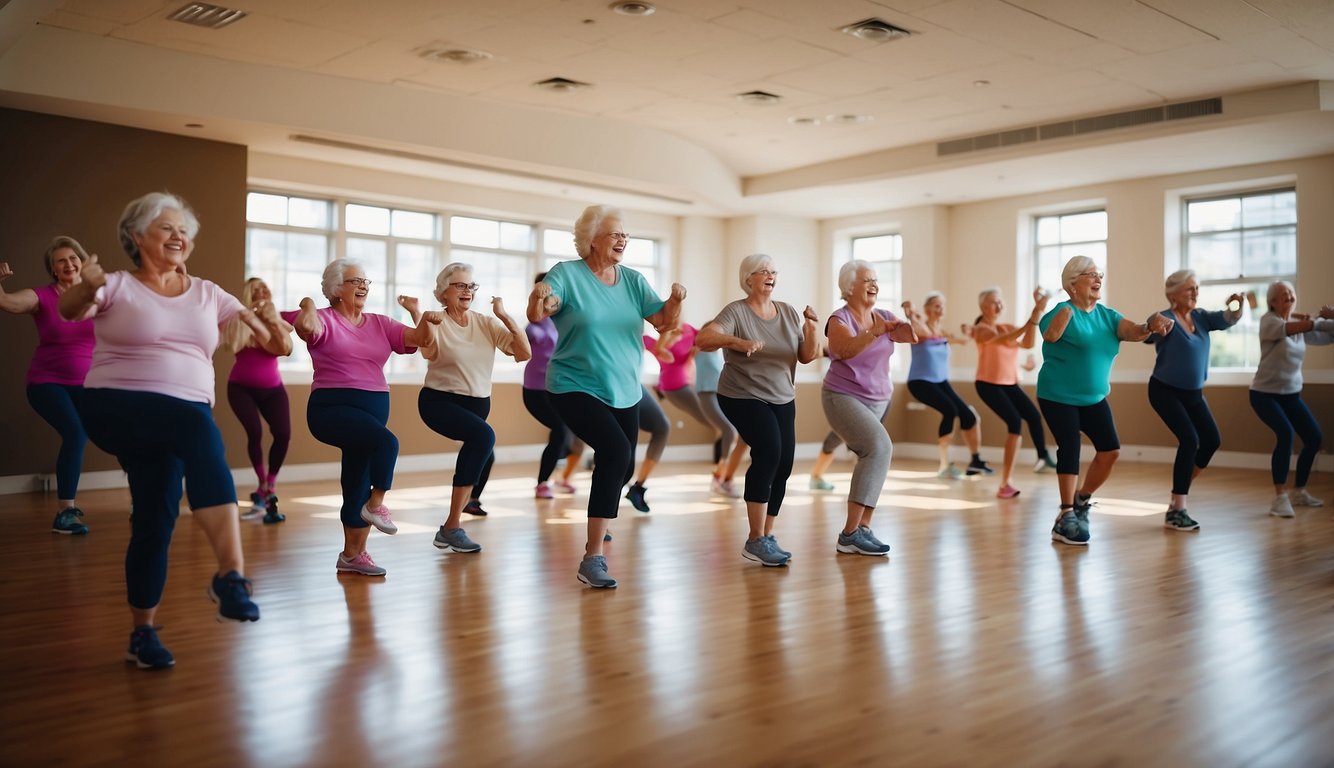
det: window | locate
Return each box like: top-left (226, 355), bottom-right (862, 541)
top-left (1033, 209), bottom-right (1107, 298)
top-left (1183, 188), bottom-right (1296, 368)
top-left (845, 232), bottom-right (905, 371)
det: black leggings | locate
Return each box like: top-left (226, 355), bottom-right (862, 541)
top-left (1147, 377), bottom-right (1220, 495)
top-left (1249, 390), bottom-right (1323, 488)
top-left (226, 382), bottom-right (291, 486)
top-left (1038, 397), bottom-right (1120, 475)
top-left (975, 381), bottom-right (1049, 458)
top-left (907, 379), bottom-right (977, 436)
top-left (523, 387), bottom-right (570, 483)
top-left (551, 391), bottom-right (638, 519)
top-left (418, 388), bottom-right (494, 491)
top-left (718, 396), bottom-right (796, 516)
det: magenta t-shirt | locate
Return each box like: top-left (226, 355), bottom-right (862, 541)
top-left (283, 306), bottom-right (413, 392)
top-left (644, 323), bottom-right (698, 392)
top-left (229, 345), bottom-right (283, 389)
top-left (28, 283), bottom-right (95, 386)
top-left (85, 272), bottom-right (243, 406)
top-left (822, 306), bottom-right (905, 403)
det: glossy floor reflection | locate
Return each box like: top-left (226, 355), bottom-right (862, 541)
top-left (4, 458), bottom-right (1331, 766)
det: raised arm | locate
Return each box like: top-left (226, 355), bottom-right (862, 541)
top-left (59, 253), bottom-right (104, 320)
top-left (696, 320), bottom-right (763, 356)
top-left (493, 297), bottom-right (531, 362)
top-left (900, 301), bottom-right (932, 340)
top-left (291, 297), bottom-right (324, 344)
top-left (1041, 305), bottom-right (1073, 343)
top-left (527, 281), bottom-right (560, 323)
top-left (645, 282), bottom-right (686, 334)
top-left (653, 327), bottom-right (682, 364)
top-left (0, 263), bottom-right (40, 315)
top-left (402, 309), bottom-right (443, 349)
top-left (798, 305), bottom-right (821, 364)
top-left (247, 299), bottom-right (291, 356)
top-left (1118, 312), bottom-right (1174, 342)
top-left (397, 294), bottom-right (422, 324)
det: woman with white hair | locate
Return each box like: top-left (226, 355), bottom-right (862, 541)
top-left (402, 263), bottom-right (530, 554)
top-left (822, 260), bottom-right (917, 555)
top-left (697, 254), bottom-right (820, 567)
top-left (289, 258), bottom-right (442, 577)
top-left (527, 204), bottom-right (685, 589)
top-left (0, 236), bottom-right (96, 534)
top-left (1248, 281), bottom-right (1333, 518)
top-left (222, 277), bottom-right (294, 524)
top-left (1038, 256), bottom-right (1173, 546)
top-left (1145, 270), bottom-right (1243, 530)
top-left (902, 291), bottom-right (992, 479)
top-left (60, 192), bottom-right (278, 668)
top-left (971, 286), bottom-right (1053, 499)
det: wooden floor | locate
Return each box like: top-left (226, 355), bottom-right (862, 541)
top-left (3, 457), bottom-right (1331, 768)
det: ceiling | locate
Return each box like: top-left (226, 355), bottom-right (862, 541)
top-left (2, 0), bottom-right (1333, 217)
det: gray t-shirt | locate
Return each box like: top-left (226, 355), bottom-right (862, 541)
top-left (1250, 312), bottom-right (1334, 394)
top-left (712, 299), bottom-right (804, 404)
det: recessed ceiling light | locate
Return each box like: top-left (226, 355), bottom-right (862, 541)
top-left (167, 2), bottom-right (246, 29)
top-left (417, 46), bottom-right (493, 64)
top-left (533, 77), bottom-right (592, 93)
top-left (973, 79), bottom-right (991, 88)
top-left (610, 1), bottom-right (655, 16)
top-left (839, 18), bottom-right (912, 43)
top-left (184, 123), bottom-right (204, 128)
top-left (735, 90), bottom-right (782, 105)
top-left (788, 116), bottom-right (821, 126)
top-left (826, 114), bottom-right (873, 125)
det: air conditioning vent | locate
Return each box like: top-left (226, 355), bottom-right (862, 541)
top-left (167, 3), bottom-right (246, 29)
top-left (937, 98), bottom-right (1223, 157)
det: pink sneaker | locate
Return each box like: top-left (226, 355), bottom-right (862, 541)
top-left (996, 484), bottom-right (1021, 499)
top-left (360, 504), bottom-right (398, 535)
top-left (719, 479), bottom-right (741, 498)
top-left (535, 482), bottom-right (554, 499)
top-left (555, 479), bottom-right (576, 494)
top-left (336, 550), bottom-right (386, 576)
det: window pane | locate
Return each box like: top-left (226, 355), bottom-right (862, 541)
top-left (544, 229), bottom-right (577, 257)
top-left (1241, 191), bottom-right (1296, 228)
top-left (1035, 216), bottom-right (1060, 246)
top-left (247, 193), bottom-right (287, 225)
top-left (451, 216), bottom-right (499, 248)
top-left (1241, 227), bottom-right (1296, 277)
top-left (392, 209), bottom-right (436, 240)
top-left (622, 237), bottom-right (655, 266)
top-left (1060, 211), bottom-right (1107, 243)
top-left (455, 249), bottom-right (530, 322)
top-left (394, 243), bottom-right (437, 304)
top-left (288, 197), bottom-right (331, 229)
top-left (852, 234), bottom-right (900, 261)
top-left (347, 238), bottom-right (388, 314)
top-left (346, 204), bottom-right (390, 235)
top-left (1187, 198), bottom-right (1240, 233)
top-left (1187, 232), bottom-right (1242, 281)
top-left (500, 222), bottom-right (533, 251)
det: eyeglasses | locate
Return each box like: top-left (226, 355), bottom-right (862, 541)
top-left (1079, 271), bottom-right (1105, 281)
top-left (861, 278), bottom-right (878, 285)
top-left (343, 278), bottom-right (372, 288)
top-left (449, 282), bottom-right (480, 292)
top-left (751, 269), bottom-right (779, 278)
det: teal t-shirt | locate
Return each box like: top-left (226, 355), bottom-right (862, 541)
top-left (544, 259), bottom-right (665, 408)
top-left (1037, 301), bottom-right (1124, 406)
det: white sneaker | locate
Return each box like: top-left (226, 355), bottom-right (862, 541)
top-left (1290, 488), bottom-right (1325, 507)
top-left (718, 479), bottom-right (741, 498)
top-left (1269, 494), bottom-right (1295, 518)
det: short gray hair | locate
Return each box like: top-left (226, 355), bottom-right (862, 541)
top-left (923, 290), bottom-right (944, 307)
top-left (738, 253), bottom-right (774, 293)
top-left (1061, 255), bottom-right (1098, 294)
top-left (118, 192), bottom-right (199, 266)
top-left (43, 236), bottom-right (90, 282)
top-left (1164, 269), bottom-right (1196, 298)
top-left (977, 286), bottom-right (1002, 308)
top-left (573, 204), bottom-right (623, 260)
top-left (434, 262), bottom-right (473, 303)
top-left (321, 258), bottom-right (362, 304)
top-left (837, 259), bottom-right (875, 300)
top-left (1266, 279), bottom-right (1294, 312)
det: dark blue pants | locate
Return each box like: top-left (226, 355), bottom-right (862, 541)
top-left (1038, 397), bottom-right (1120, 476)
top-left (419, 388), bottom-right (495, 490)
top-left (307, 388), bottom-right (396, 528)
top-left (1148, 377), bottom-right (1220, 495)
top-left (551, 391), bottom-right (637, 519)
top-left (26, 383), bottom-right (87, 500)
top-left (718, 396), bottom-right (796, 516)
top-left (1249, 390), bottom-right (1322, 487)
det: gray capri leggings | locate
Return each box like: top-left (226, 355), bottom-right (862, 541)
top-left (665, 387), bottom-right (736, 457)
top-left (820, 388), bottom-right (892, 509)
top-left (637, 385), bottom-right (670, 463)
top-left (697, 392), bottom-right (738, 458)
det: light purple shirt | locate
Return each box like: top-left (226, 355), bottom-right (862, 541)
top-left (283, 306), bottom-right (413, 392)
top-left (823, 306), bottom-right (906, 402)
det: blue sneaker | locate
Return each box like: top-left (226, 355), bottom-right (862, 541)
top-left (433, 526), bottom-right (481, 553)
top-left (209, 571), bottom-right (260, 622)
top-left (125, 625), bottom-right (174, 670)
top-left (766, 535), bottom-right (792, 560)
top-left (859, 526), bottom-right (888, 550)
top-left (625, 483), bottom-right (650, 513)
top-left (837, 527), bottom-right (890, 556)
top-left (262, 495), bottom-right (285, 524)
top-left (52, 507), bottom-right (88, 535)
top-left (966, 458), bottom-right (994, 476)
top-left (809, 477), bottom-right (835, 491)
top-left (743, 536), bottom-right (790, 567)
top-left (1051, 508), bottom-right (1089, 545)
top-left (577, 555), bottom-right (617, 588)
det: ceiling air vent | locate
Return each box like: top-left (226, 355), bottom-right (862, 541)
top-left (736, 90), bottom-right (782, 105)
top-left (418, 46), bottom-right (493, 64)
top-left (938, 97), bottom-right (1222, 157)
top-left (167, 2), bottom-right (246, 29)
top-left (533, 77), bottom-right (592, 93)
top-left (840, 18), bottom-right (912, 43)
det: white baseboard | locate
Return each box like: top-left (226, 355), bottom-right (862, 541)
top-left (2, 441), bottom-right (1328, 496)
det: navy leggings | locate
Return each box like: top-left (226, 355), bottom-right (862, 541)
top-left (907, 379), bottom-right (978, 436)
top-left (523, 387), bottom-right (570, 483)
top-left (80, 389), bottom-right (236, 610)
top-left (1148, 377), bottom-right (1221, 495)
top-left (226, 382), bottom-right (291, 485)
top-left (975, 381), bottom-right (1049, 458)
top-left (419, 388), bottom-right (495, 490)
top-left (551, 391), bottom-right (638, 519)
top-left (1249, 390), bottom-right (1323, 488)
top-left (718, 396), bottom-right (796, 516)
top-left (26, 383), bottom-right (86, 500)
top-left (1038, 397), bottom-right (1120, 475)
top-left (307, 388), bottom-right (396, 528)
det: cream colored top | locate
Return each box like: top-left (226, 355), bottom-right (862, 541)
top-left (423, 310), bottom-right (515, 397)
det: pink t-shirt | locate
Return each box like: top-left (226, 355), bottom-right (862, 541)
top-left (228, 345), bottom-right (283, 389)
top-left (975, 325), bottom-right (1021, 386)
top-left (28, 283), bottom-right (95, 386)
top-left (85, 272), bottom-right (243, 405)
top-left (283, 306), bottom-right (413, 392)
top-left (644, 323), bottom-right (698, 392)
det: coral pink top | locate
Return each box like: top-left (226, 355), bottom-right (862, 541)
top-left (27, 283), bottom-right (94, 386)
top-left (975, 325), bottom-right (1021, 386)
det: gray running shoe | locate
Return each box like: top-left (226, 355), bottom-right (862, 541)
top-left (433, 526), bottom-right (481, 553)
top-left (837, 527), bottom-right (890, 556)
top-left (743, 536), bottom-right (790, 567)
top-left (858, 525), bottom-right (888, 550)
top-left (577, 555), bottom-right (617, 588)
top-left (1051, 509), bottom-right (1089, 545)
